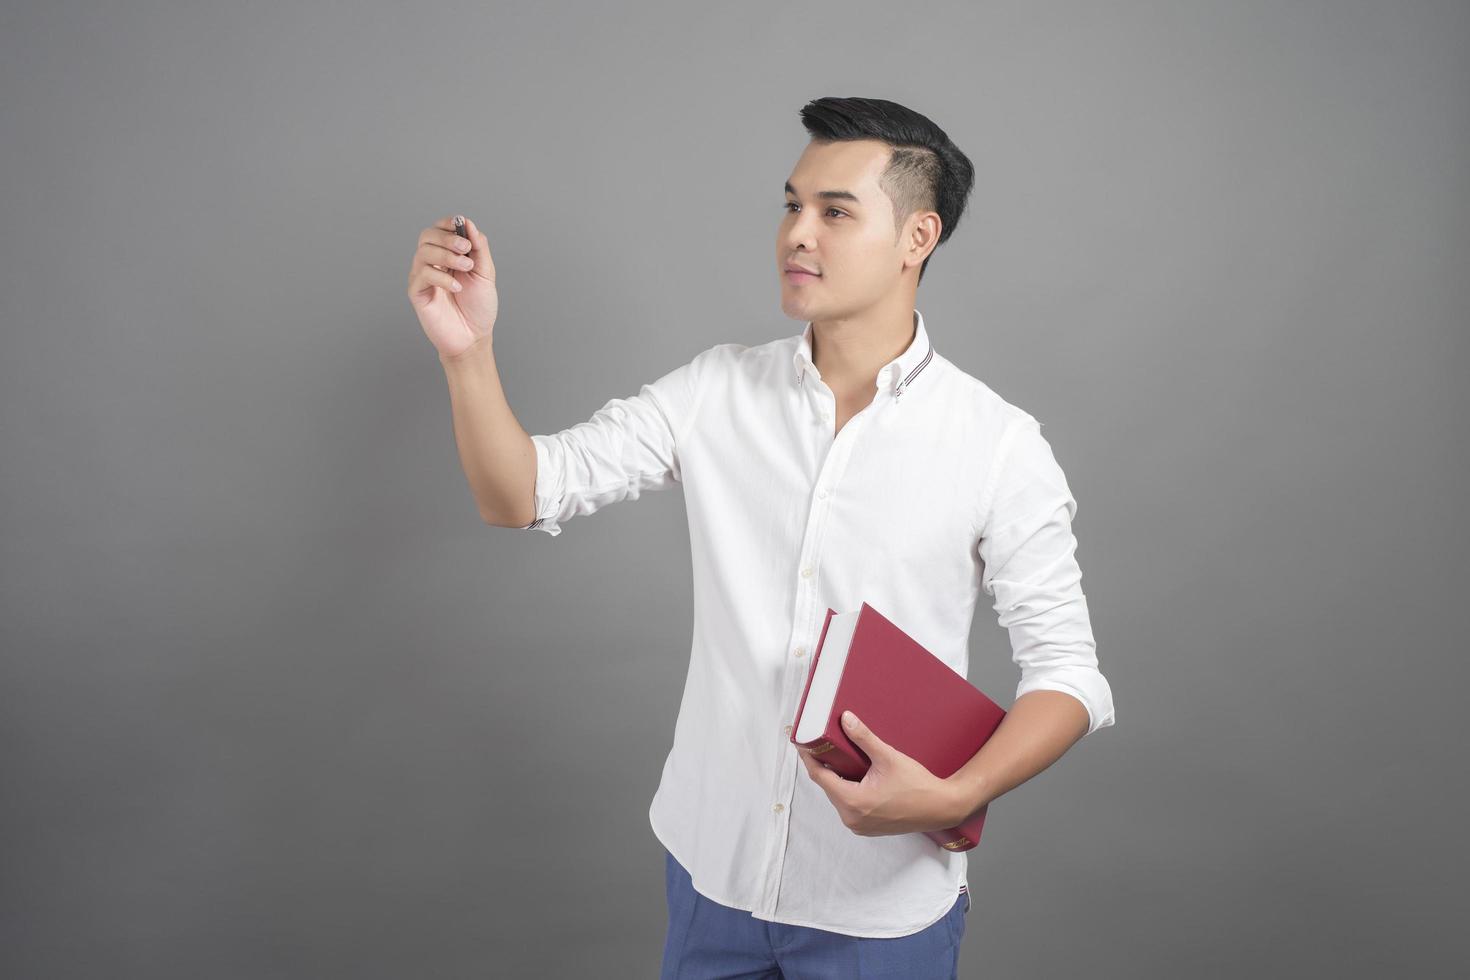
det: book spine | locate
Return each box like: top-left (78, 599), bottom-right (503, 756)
top-left (924, 827), bottom-right (978, 852)
top-left (807, 735), bottom-right (868, 781)
top-left (926, 803), bottom-right (988, 852)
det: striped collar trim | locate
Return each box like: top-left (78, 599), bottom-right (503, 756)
top-left (793, 308), bottom-right (936, 403)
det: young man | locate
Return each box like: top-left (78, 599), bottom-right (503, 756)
top-left (410, 96), bottom-right (1116, 979)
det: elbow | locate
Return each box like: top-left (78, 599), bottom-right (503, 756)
top-left (482, 511), bottom-right (536, 529)
top-left (480, 500), bottom-right (538, 528)
top-left (1016, 666), bottom-right (1115, 737)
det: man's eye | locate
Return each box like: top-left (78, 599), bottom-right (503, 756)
top-left (783, 202), bottom-right (845, 218)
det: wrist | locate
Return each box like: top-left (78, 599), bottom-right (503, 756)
top-left (439, 334), bottom-right (495, 369)
top-left (945, 773), bottom-right (989, 826)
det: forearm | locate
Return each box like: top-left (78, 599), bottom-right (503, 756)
top-left (440, 337), bottom-right (537, 525)
top-left (945, 689), bottom-right (1090, 825)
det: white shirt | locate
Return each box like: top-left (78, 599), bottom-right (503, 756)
top-left (519, 308), bottom-right (1116, 938)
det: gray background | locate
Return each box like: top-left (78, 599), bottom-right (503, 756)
top-left (2, 1), bottom-right (1465, 977)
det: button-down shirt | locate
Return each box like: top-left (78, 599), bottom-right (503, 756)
top-left (518, 308), bottom-right (1116, 938)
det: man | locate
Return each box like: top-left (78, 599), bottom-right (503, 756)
top-left (408, 96), bottom-right (1116, 979)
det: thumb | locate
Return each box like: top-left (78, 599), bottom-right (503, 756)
top-left (841, 710), bottom-right (884, 754)
top-left (462, 215), bottom-right (496, 280)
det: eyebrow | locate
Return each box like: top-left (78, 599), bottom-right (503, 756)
top-left (785, 181), bottom-right (862, 205)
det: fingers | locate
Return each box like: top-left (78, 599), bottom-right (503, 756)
top-left (409, 253), bottom-right (462, 294)
top-left (409, 214), bottom-right (495, 298)
top-left (420, 237), bottom-right (474, 273)
top-left (410, 216), bottom-right (473, 293)
top-left (420, 218), bottom-right (474, 265)
top-left (409, 254), bottom-right (462, 297)
top-left (410, 260), bottom-right (461, 295)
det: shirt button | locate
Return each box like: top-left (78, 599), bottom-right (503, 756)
top-left (784, 724), bottom-right (793, 735)
top-left (801, 566), bottom-right (813, 578)
top-left (773, 803), bottom-right (785, 813)
top-left (820, 412), bottom-right (830, 422)
top-left (794, 646), bottom-right (805, 657)
top-left (818, 488), bottom-right (828, 499)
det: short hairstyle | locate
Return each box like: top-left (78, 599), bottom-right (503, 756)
top-left (797, 96), bottom-right (975, 285)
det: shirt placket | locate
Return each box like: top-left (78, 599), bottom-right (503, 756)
top-left (756, 369), bottom-right (887, 916)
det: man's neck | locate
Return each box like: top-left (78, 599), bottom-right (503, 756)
top-left (812, 306), bottom-right (918, 396)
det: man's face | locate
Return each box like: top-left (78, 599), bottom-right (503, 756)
top-left (777, 139), bottom-right (914, 321)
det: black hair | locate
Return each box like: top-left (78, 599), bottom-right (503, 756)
top-left (797, 96), bottom-right (975, 285)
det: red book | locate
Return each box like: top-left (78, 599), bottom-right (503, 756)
top-left (789, 601), bottom-right (1008, 853)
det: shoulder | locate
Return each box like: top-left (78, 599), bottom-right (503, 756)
top-left (686, 333), bottom-right (789, 386)
top-left (931, 353), bottom-right (1040, 448)
top-left (690, 340), bottom-right (753, 369)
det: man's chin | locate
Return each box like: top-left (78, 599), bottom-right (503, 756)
top-left (779, 294), bottom-right (821, 320)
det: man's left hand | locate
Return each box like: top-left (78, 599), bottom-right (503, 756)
top-left (797, 710), bottom-right (963, 836)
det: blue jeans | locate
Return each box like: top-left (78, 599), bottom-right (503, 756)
top-left (660, 847), bottom-right (969, 979)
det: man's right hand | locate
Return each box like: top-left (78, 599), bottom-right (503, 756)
top-left (408, 214), bottom-right (499, 360)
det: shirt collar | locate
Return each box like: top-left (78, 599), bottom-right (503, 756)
top-left (793, 308), bottom-right (936, 403)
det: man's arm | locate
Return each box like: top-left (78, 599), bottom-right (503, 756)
top-left (944, 414), bottom-right (1117, 825)
top-left (440, 337), bottom-right (538, 527)
top-left (450, 338), bottom-right (723, 537)
top-left (943, 689), bottom-right (1089, 826)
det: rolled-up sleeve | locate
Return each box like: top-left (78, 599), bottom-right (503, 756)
top-left (520, 344), bottom-right (718, 536)
top-left (976, 415), bottom-right (1116, 736)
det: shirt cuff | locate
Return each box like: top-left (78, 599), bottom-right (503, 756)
top-left (518, 434), bottom-right (564, 536)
